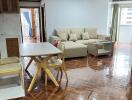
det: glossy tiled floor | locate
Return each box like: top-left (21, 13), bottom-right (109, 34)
top-left (14, 43), bottom-right (132, 100)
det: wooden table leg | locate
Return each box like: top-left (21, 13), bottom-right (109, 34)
top-left (25, 58), bottom-right (33, 78)
top-left (41, 58), bottom-right (59, 87)
top-left (28, 63), bottom-right (41, 92)
top-left (43, 67), bottom-right (59, 87)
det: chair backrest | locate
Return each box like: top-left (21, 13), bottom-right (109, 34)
top-left (0, 57), bottom-right (19, 66)
top-left (57, 43), bottom-right (65, 53)
top-left (57, 43), bottom-right (65, 61)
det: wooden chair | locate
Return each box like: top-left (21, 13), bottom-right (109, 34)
top-left (0, 57), bottom-right (23, 87)
top-left (44, 43), bottom-right (68, 86)
top-left (0, 57), bottom-right (19, 65)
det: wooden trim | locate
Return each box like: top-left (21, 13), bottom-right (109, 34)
top-left (41, 7), bottom-right (45, 42)
top-left (19, 0), bottom-right (40, 2)
top-left (31, 8), bottom-right (36, 38)
top-left (0, 0), bottom-right (19, 13)
top-left (6, 38), bottom-right (19, 57)
top-left (38, 7), bottom-right (42, 42)
top-left (20, 6), bottom-right (40, 9)
top-left (0, 0), bottom-right (3, 13)
top-left (19, 2), bottom-right (40, 8)
top-left (40, 5), bottom-right (47, 42)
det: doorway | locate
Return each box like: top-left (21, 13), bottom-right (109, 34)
top-left (20, 8), bottom-right (41, 43)
top-left (117, 7), bottom-right (132, 44)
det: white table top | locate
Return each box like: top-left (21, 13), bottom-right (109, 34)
top-left (20, 42), bottom-right (62, 57)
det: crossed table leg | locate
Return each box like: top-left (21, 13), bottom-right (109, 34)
top-left (25, 56), bottom-right (59, 92)
top-left (25, 57), bottom-right (33, 79)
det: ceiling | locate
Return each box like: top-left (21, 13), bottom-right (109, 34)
top-left (19, 0), bottom-right (41, 2)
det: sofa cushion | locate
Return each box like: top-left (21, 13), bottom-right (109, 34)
top-left (57, 33), bottom-right (67, 41)
top-left (76, 40), bottom-right (89, 45)
top-left (62, 41), bottom-right (87, 49)
top-left (82, 32), bottom-right (89, 40)
top-left (89, 33), bottom-right (98, 39)
top-left (85, 28), bottom-right (97, 39)
top-left (62, 41), bottom-right (87, 58)
top-left (55, 28), bottom-right (70, 41)
top-left (76, 39), bottom-right (104, 45)
top-left (69, 34), bottom-right (77, 41)
top-left (70, 28), bottom-right (84, 40)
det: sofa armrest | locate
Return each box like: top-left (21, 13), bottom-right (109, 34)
top-left (50, 36), bottom-right (61, 43)
top-left (97, 34), bottom-right (111, 41)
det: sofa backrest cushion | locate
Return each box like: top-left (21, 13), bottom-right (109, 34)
top-left (82, 32), bottom-right (89, 40)
top-left (69, 33), bottom-right (77, 41)
top-left (85, 28), bottom-right (97, 39)
top-left (55, 28), bottom-right (70, 41)
top-left (70, 28), bottom-right (84, 40)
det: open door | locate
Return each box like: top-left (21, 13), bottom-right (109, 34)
top-left (20, 8), bottom-right (41, 43)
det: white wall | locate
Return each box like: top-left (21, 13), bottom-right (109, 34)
top-left (0, 14), bottom-right (21, 35)
top-left (0, 14), bottom-right (21, 58)
top-left (44, 0), bottom-right (109, 38)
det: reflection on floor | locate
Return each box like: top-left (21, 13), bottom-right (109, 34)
top-left (13, 43), bottom-right (132, 100)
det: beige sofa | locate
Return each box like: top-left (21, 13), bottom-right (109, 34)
top-left (50, 28), bottom-right (111, 58)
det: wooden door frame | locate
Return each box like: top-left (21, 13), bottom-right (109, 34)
top-left (20, 7), bottom-right (42, 42)
top-left (40, 5), bottom-right (47, 42)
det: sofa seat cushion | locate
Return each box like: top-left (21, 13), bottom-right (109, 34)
top-left (62, 41), bottom-right (86, 49)
top-left (62, 41), bottom-right (87, 58)
top-left (76, 39), bottom-right (104, 45)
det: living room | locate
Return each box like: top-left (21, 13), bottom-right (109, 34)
top-left (0, 0), bottom-right (132, 100)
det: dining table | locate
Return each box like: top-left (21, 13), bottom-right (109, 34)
top-left (20, 42), bottom-right (62, 92)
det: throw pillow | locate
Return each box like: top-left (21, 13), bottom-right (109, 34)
top-left (82, 32), bottom-right (89, 40)
top-left (69, 34), bottom-right (77, 41)
top-left (52, 40), bottom-right (61, 47)
top-left (89, 32), bottom-right (97, 39)
top-left (57, 33), bottom-right (68, 41)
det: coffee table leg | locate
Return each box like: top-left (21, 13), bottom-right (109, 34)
top-left (28, 64), bottom-right (41, 92)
